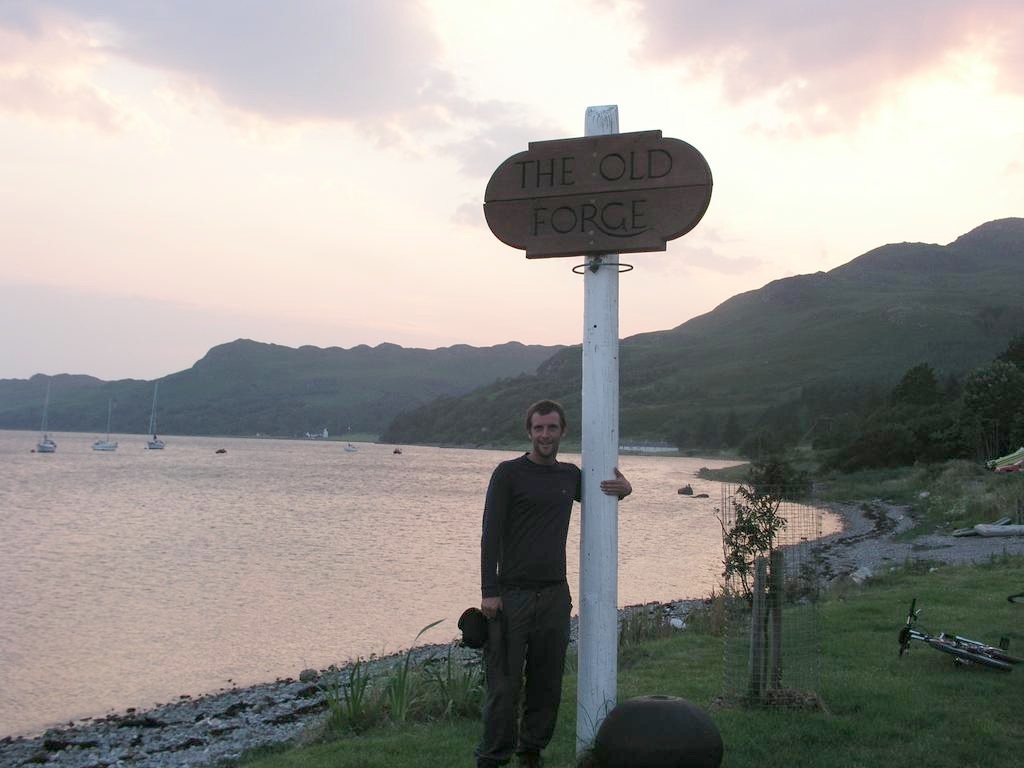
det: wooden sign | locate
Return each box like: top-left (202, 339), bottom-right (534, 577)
top-left (484, 130), bottom-right (712, 258)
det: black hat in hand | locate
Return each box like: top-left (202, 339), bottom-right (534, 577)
top-left (458, 607), bottom-right (488, 649)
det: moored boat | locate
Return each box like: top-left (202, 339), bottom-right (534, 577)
top-left (92, 398), bottom-right (118, 452)
top-left (36, 380), bottom-right (57, 453)
top-left (146, 382), bottom-right (165, 449)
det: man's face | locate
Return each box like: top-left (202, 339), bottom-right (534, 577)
top-left (528, 410), bottom-right (564, 462)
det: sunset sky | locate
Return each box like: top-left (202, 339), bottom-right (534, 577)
top-left (1, 1), bottom-right (1021, 381)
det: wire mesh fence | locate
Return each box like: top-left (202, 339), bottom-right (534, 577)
top-left (715, 483), bottom-right (826, 709)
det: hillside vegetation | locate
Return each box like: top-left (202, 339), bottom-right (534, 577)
top-left (0, 340), bottom-right (563, 438)
top-left (383, 218), bottom-right (1024, 447)
top-left (3, 218), bottom-right (1021, 446)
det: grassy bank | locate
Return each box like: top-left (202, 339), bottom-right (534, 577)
top-left (700, 458), bottom-right (1024, 536)
top-left (239, 555), bottom-right (1023, 768)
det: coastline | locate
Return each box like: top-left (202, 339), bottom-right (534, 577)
top-left (0, 602), bottom-right (701, 768)
top-left (3, 502), bottom-right (1022, 768)
top-left (812, 500), bottom-right (1024, 581)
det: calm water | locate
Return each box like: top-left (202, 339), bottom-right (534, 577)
top-left (1, 430), bottom-right (749, 736)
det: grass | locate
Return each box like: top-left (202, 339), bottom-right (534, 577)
top-left (815, 460), bottom-right (1024, 534)
top-left (318, 658), bottom-right (379, 734)
top-left (702, 458), bottom-right (1024, 538)
top-left (239, 555), bottom-right (1024, 768)
top-left (697, 462), bottom-right (751, 484)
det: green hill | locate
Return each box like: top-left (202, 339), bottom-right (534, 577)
top-left (381, 218), bottom-right (1024, 446)
top-left (0, 340), bottom-right (564, 438)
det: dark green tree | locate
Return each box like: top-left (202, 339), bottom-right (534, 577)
top-left (943, 373), bottom-right (962, 401)
top-left (891, 363), bottom-right (940, 406)
top-left (695, 412), bottom-right (720, 449)
top-left (997, 332), bottom-right (1024, 370)
top-left (747, 454), bottom-right (810, 498)
top-left (722, 410), bottom-right (742, 448)
top-left (960, 360), bottom-right (1024, 458)
top-left (667, 421), bottom-right (691, 451)
top-left (739, 428), bottom-right (787, 460)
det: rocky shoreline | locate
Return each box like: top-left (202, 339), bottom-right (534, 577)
top-left (3, 501), bottom-right (1022, 768)
top-left (0, 607), bottom-right (701, 768)
top-left (811, 499), bottom-right (1024, 583)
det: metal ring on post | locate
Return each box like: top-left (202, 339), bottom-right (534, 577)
top-left (572, 261), bottom-right (634, 275)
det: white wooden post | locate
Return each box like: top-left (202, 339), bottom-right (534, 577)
top-left (577, 104), bottom-right (620, 752)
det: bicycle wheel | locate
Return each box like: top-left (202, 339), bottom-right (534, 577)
top-left (926, 638), bottom-right (1014, 671)
top-left (952, 635), bottom-right (1024, 664)
top-left (980, 647), bottom-right (1023, 665)
top-left (898, 627), bottom-right (912, 656)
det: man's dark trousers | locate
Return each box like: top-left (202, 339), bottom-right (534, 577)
top-left (476, 582), bottom-right (571, 767)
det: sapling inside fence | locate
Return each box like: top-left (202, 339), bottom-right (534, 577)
top-left (716, 484), bottom-right (824, 707)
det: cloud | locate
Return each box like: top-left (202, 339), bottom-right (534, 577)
top-left (632, 0), bottom-right (1024, 131)
top-left (0, 1), bottom-right (555, 173)
top-left (31, 0), bottom-right (448, 124)
top-left (452, 202), bottom-right (483, 228)
top-left (441, 114), bottom-right (564, 178)
top-left (0, 17), bottom-right (129, 129)
top-left (676, 244), bottom-right (761, 275)
top-left (638, 238), bottom-right (762, 277)
top-left (0, 69), bottom-right (126, 130)
top-left (655, 225), bottom-right (761, 275)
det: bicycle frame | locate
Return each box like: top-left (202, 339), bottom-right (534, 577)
top-left (898, 598), bottom-right (1019, 671)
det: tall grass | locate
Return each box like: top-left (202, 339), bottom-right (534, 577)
top-left (318, 658), bottom-right (381, 734)
top-left (423, 645), bottom-right (484, 720)
top-left (383, 618), bottom-right (445, 723)
top-left (617, 604), bottom-right (675, 650)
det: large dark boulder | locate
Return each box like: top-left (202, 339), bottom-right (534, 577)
top-left (593, 695), bottom-right (723, 768)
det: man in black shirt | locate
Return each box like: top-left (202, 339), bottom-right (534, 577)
top-left (476, 400), bottom-right (631, 768)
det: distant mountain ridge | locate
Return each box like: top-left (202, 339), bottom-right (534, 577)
top-left (0, 340), bottom-right (565, 437)
top-left (382, 218), bottom-right (1024, 446)
top-left (4, 218), bottom-right (1021, 445)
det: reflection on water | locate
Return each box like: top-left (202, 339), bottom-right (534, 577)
top-left (0, 430), bottom-right (830, 736)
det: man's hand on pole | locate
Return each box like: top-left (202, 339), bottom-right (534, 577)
top-left (600, 467), bottom-right (632, 500)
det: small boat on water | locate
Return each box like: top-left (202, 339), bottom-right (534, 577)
top-left (344, 443), bottom-right (358, 453)
top-left (146, 382), bottom-right (165, 450)
top-left (92, 399), bottom-right (118, 452)
top-left (36, 380), bottom-right (57, 454)
top-left (393, 447), bottom-right (402, 454)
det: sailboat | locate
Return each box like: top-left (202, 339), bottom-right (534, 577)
top-left (146, 382), bottom-right (165, 449)
top-left (92, 398), bottom-right (118, 452)
top-left (36, 380), bottom-right (57, 453)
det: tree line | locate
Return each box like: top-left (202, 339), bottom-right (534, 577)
top-left (671, 332), bottom-right (1024, 470)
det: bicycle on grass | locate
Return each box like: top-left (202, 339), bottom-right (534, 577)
top-left (897, 598), bottom-right (1021, 671)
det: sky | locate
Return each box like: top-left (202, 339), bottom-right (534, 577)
top-left (1, 0), bottom-right (1021, 381)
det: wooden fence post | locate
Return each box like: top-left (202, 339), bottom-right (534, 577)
top-left (770, 549), bottom-right (785, 689)
top-left (748, 556), bottom-right (768, 702)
